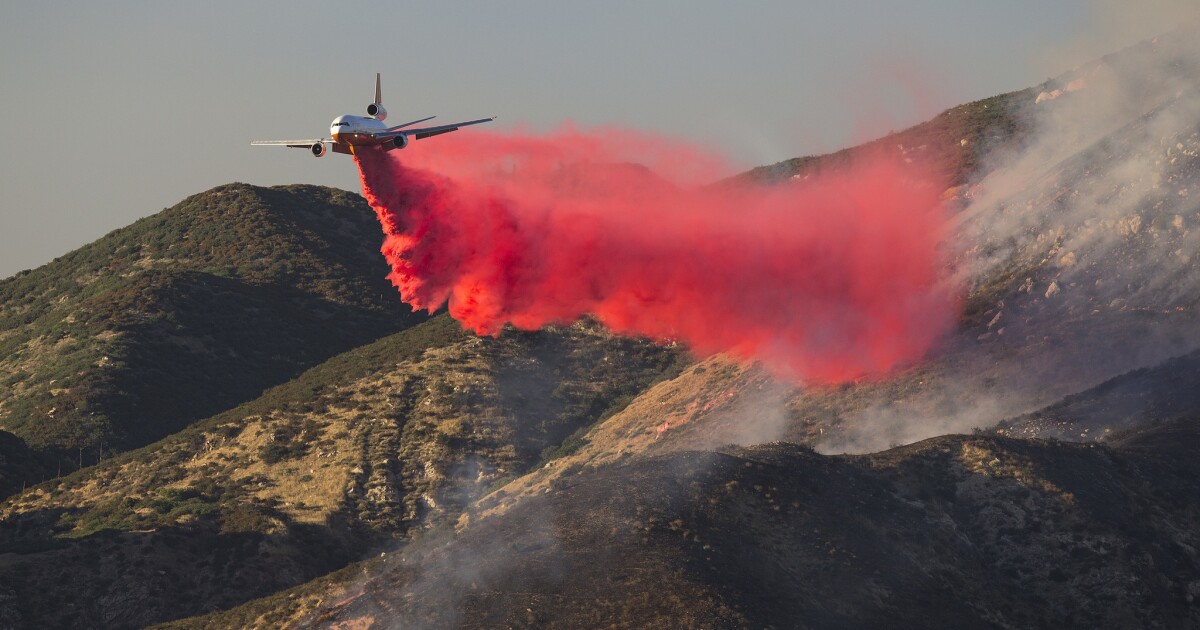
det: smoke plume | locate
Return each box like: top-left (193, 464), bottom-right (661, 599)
top-left (354, 127), bottom-right (957, 382)
top-left (822, 24), bottom-right (1200, 453)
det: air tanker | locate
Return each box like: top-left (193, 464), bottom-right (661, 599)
top-left (252, 74), bottom-right (494, 156)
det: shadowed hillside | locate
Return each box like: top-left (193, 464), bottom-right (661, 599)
top-left (995, 348), bottom-right (1200, 441)
top-left (0, 432), bottom-right (49, 499)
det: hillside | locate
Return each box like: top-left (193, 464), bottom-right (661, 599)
top-left (0, 183), bottom-right (422, 473)
top-left (168, 416), bottom-right (1200, 629)
top-left (0, 315), bottom-right (683, 628)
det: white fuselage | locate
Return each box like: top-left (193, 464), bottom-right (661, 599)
top-left (330, 115), bottom-right (390, 147)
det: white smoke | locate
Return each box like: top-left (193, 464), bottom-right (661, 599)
top-left (820, 22), bottom-right (1200, 453)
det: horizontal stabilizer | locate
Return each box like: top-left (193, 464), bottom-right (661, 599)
top-left (388, 116), bottom-right (436, 131)
top-left (251, 139), bottom-right (327, 148)
top-left (396, 117), bottom-right (496, 141)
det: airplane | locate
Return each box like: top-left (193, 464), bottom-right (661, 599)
top-left (251, 73), bottom-right (494, 157)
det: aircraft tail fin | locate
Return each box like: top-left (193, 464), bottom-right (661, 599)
top-left (374, 73), bottom-right (382, 104)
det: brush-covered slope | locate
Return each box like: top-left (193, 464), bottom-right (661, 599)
top-left (169, 416), bottom-right (1200, 629)
top-left (0, 315), bottom-right (683, 629)
top-left (0, 183), bottom-right (421, 464)
top-left (740, 87), bottom-right (1034, 189)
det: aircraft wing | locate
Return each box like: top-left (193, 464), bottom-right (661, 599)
top-left (250, 139), bottom-right (328, 148)
top-left (385, 117), bottom-right (495, 141)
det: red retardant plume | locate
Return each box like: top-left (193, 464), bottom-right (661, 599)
top-left (354, 126), bottom-right (957, 382)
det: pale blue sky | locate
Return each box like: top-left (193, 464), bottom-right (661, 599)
top-left (0, 1), bottom-right (1190, 278)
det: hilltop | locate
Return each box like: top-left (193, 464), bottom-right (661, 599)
top-left (739, 87), bottom-right (1033, 189)
top-left (0, 184), bottom-right (422, 478)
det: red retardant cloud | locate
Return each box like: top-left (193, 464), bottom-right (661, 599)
top-left (354, 126), bottom-right (957, 382)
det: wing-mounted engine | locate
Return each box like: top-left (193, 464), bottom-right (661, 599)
top-left (311, 142), bottom-right (326, 157)
top-left (366, 103), bottom-right (388, 121)
top-left (388, 134), bottom-right (408, 151)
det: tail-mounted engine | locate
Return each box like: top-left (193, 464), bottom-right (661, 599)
top-left (366, 103), bottom-right (388, 121)
top-left (311, 142), bottom-right (326, 157)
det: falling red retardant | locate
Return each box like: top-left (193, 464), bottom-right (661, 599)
top-left (354, 126), bottom-right (958, 383)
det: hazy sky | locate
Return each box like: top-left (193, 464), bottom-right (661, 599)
top-left (0, 1), bottom-right (1192, 278)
